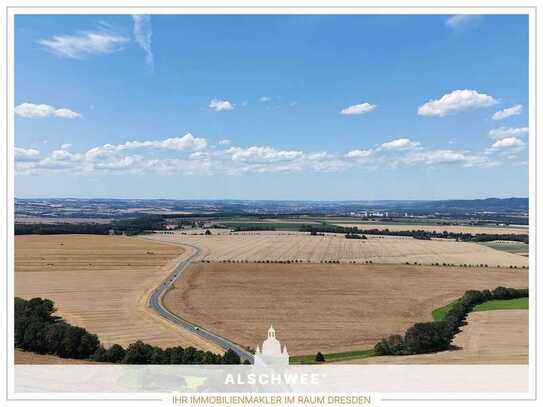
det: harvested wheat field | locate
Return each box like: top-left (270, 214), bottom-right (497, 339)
top-left (15, 350), bottom-right (100, 365)
top-left (147, 232), bottom-right (528, 268)
top-left (343, 310), bottom-right (528, 364)
top-left (162, 262), bottom-right (528, 356)
top-left (15, 235), bottom-right (221, 352)
top-left (333, 223), bottom-right (528, 235)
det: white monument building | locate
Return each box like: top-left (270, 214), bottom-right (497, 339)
top-left (254, 325), bottom-right (289, 367)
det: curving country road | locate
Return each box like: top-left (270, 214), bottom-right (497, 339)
top-left (148, 242), bottom-right (254, 363)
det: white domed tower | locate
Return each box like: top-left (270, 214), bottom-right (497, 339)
top-left (254, 324), bottom-right (289, 367)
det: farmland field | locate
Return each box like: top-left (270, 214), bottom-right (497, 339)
top-left (331, 222), bottom-right (528, 235)
top-left (342, 310), bottom-right (528, 364)
top-left (162, 262), bottom-right (528, 356)
top-left (15, 350), bottom-right (101, 365)
top-left (473, 297), bottom-right (528, 312)
top-left (15, 235), bottom-right (222, 352)
top-left (147, 232), bottom-right (528, 268)
top-left (478, 240), bottom-right (529, 256)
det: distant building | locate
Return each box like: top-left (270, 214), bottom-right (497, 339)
top-left (254, 325), bottom-right (289, 367)
top-left (164, 224), bottom-right (178, 230)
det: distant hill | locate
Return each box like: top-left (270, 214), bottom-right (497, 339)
top-left (15, 197), bottom-right (528, 219)
top-left (409, 198), bottom-right (528, 212)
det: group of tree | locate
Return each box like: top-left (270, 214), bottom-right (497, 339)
top-left (15, 297), bottom-right (99, 359)
top-left (374, 287), bottom-right (528, 356)
top-left (232, 225), bottom-right (276, 232)
top-left (91, 341), bottom-right (241, 365)
top-left (15, 215), bottom-right (171, 236)
top-left (15, 297), bottom-right (241, 365)
top-left (15, 223), bottom-right (111, 236)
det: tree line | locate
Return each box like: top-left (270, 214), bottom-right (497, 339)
top-left (15, 216), bottom-right (168, 236)
top-left (301, 224), bottom-right (528, 244)
top-left (374, 287), bottom-right (528, 356)
top-left (15, 297), bottom-right (241, 364)
top-left (232, 225), bottom-right (276, 232)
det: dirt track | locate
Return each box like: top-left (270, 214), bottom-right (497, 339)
top-left (15, 235), bottom-right (222, 352)
top-left (343, 310), bottom-right (528, 364)
top-left (163, 262), bottom-right (528, 355)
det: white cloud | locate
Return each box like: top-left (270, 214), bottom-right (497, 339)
top-left (259, 96), bottom-right (271, 103)
top-left (157, 135), bottom-right (208, 151)
top-left (15, 103), bottom-right (81, 119)
top-left (340, 102), bottom-right (376, 116)
top-left (53, 108), bottom-right (81, 119)
top-left (218, 139), bottom-right (231, 145)
top-left (345, 149), bottom-right (372, 159)
top-left (38, 28), bottom-right (129, 59)
top-left (132, 15), bottom-right (153, 71)
top-left (209, 99), bottom-right (234, 111)
top-left (492, 104), bottom-right (523, 120)
top-left (15, 147), bottom-right (40, 162)
top-left (15, 103), bottom-right (54, 118)
top-left (446, 15), bottom-right (479, 29)
top-left (50, 149), bottom-right (82, 161)
top-left (86, 133), bottom-right (208, 161)
top-left (488, 137), bottom-right (525, 151)
top-left (16, 131), bottom-right (517, 176)
top-left (380, 138), bottom-right (420, 151)
top-left (60, 144), bottom-right (72, 150)
top-left (417, 89), bottom-right (497, 117)
top-left (405, 150), bottom-right (475, 166)
top-left (488, 127), bottom-right (529, 140)
top-left (93, 155), bottom-right (146, 171)
top-left (227, 146), bottom-right (303, 163)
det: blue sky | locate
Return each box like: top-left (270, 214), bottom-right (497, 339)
top-left (14, 14), bottom-right (529, 200)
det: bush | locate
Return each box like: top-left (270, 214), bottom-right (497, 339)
top-left (404, 321), bottom-right (452, 354)
top-left (374, 335), bottom-right (405, 356)
top-left (222, 349), bottom-right (241, 364)
top-left (315, 352), bottom-right (325, 362)
top-left (106, 344), bottom-right (126, 363)
top-left (122, 341), bottom-right (157, 364)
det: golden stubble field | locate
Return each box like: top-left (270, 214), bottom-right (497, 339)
top-left (15, 350), bottom-right (101, 365)
top-left (15, 235), bottom-right (222, 352)
top-left (331, 223), bottom-right (528, 235)
top-left (343, 309), bottom-right (528, 364)
top-left (162, 262), bottom-right (528, 356)
top-left (147, 232), bottom-right (528, 268)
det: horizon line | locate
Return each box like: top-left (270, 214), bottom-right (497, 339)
top-left (14, 196), bottom-right (529, 202)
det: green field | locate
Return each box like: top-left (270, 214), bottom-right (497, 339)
top-left (432, 300), bottom-right (460, 321)
top-left (478, 240), bottom-right (529, 255)
top-left (433, 297), bottom-right (528, 321)
top-left (290, 348), bottom-right (375, 364)
top-left (472, 297), bottom-right (528, 312)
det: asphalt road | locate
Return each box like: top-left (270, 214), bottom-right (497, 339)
top-left (148, 242), bottom-right (254, 363)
